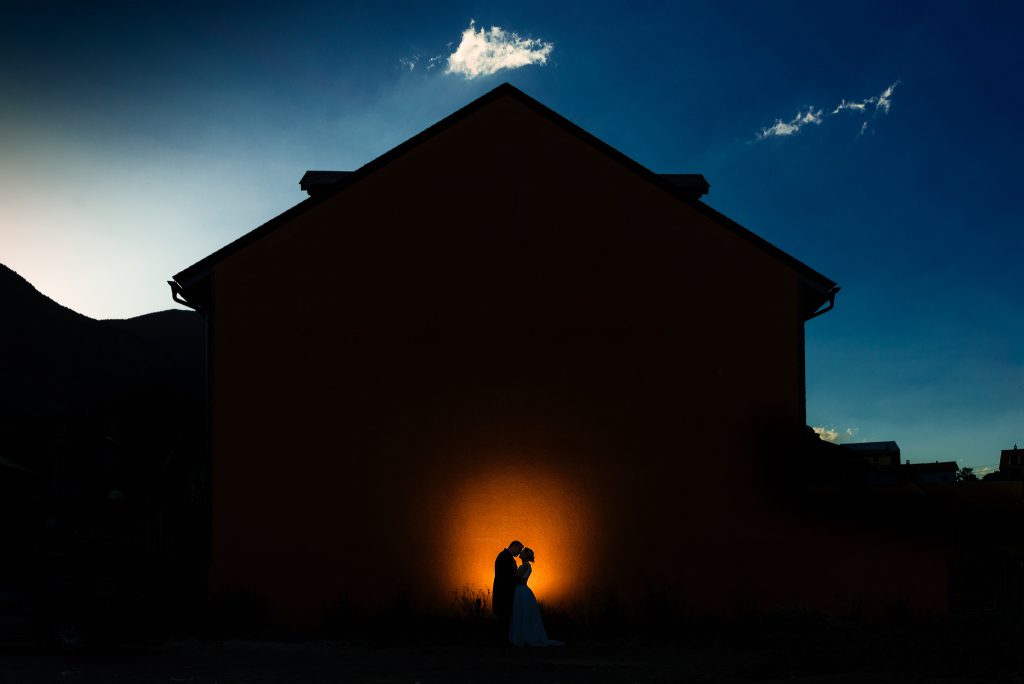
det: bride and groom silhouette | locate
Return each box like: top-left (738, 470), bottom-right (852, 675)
top-left (492, 540), bottom-right (564, 647)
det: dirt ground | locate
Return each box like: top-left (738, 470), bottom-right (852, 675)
top-left (3, 634), bottom-right (1024, 684)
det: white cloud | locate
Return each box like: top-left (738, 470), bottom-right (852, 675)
top-left (813, 426), bottom-right (840, 442)
top-left (974, 464), bottom-right (999, 477)
top-left (755, 81), bottom-right (900, 141)
top-left (812, 426), bottom-right (859, 443)
top-left (445, 20), bottom-right (554, 79)
top-left (399, 55), bottom-right (419, 72)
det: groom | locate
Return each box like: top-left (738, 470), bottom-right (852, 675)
top-left (492, 540), bottom-right (523, 642)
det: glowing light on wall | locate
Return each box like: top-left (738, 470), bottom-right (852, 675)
top-left (441, 460), bottom-right (595, 609)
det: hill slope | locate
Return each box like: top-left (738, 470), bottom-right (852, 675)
top-left (0, 263), bottom-right (203, 419)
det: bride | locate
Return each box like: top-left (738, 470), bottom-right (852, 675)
top-left (508, 547), bottom-right (564, 647)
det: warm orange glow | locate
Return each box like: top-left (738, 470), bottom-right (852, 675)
top-left (441, 461), bottom-right (595, 609)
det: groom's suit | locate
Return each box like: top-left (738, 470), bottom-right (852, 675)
top-left (493, 548), bottom-right (518, 636)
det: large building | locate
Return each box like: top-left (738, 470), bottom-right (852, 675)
top-left (170, 84), bottom-right (947, 628)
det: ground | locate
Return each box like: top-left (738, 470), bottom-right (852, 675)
top-left (2, 631), bottom-right (1023, 684)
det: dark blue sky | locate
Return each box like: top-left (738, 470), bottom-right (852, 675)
top-left (1, 1), bottom-right (1021, 469)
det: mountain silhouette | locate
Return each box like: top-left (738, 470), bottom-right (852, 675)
top-left (0, 263), bottom-right (203, 445)
top-left (0, 264), bottom-right (209, 627)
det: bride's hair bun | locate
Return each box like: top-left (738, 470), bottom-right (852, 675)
top-left (521, 547), bottom-right (535, 562)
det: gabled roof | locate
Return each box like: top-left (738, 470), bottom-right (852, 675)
top-left (173, 83), bottom-right (837, 306)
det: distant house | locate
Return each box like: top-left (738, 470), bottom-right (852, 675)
top-left (841, 441), bottom-right (902, 486)
top-left (906, 461), bottom-right (959, 485)
top-left (998, 445), bottom-right (1024, 479)
top-left (170, 84), bottom-right (952, 628)
top-left (842, 443), bottom-right (958, 485)
top-left (843, 441), bottom-right (901, 467)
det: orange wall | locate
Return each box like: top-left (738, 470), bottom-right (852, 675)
top-left (206, 95), bottom-right (944, 627)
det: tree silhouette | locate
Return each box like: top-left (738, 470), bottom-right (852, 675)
top-left (956, 466), bottom-right (978, 482)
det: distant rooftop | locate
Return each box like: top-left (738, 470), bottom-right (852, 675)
top-left (842, 441), bottom-right (900, 453)
top-left (299, 170), bottom-right (710, 201)
top-left (905, 461), bottom-right (958, 472)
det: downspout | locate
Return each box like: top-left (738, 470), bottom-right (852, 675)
top-left (799, 284), bottom-right (840, 425)
top-left (168, 276), bottom-right (214, 582)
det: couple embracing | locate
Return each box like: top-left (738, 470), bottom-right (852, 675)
top-left (492, 540), bottom-right (563, 647)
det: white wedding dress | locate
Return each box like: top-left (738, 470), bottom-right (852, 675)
top-left (508, 562), bottom-right (564, 647)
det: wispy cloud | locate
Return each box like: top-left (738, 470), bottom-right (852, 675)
top-left (757, 107), bottom-right (824, 139)
top-left (831, 99), bottom-right (867, 114)
top-left (875, 82), bottom-right (898, 114)
top-left (398, 55), bottom-right (419, 72)
top-left (812, 426), bottom-right (859, 443)
top-left (445, 20), bottom-right (553, 79)
top-left (756, 81), bottom-right (900, 140)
